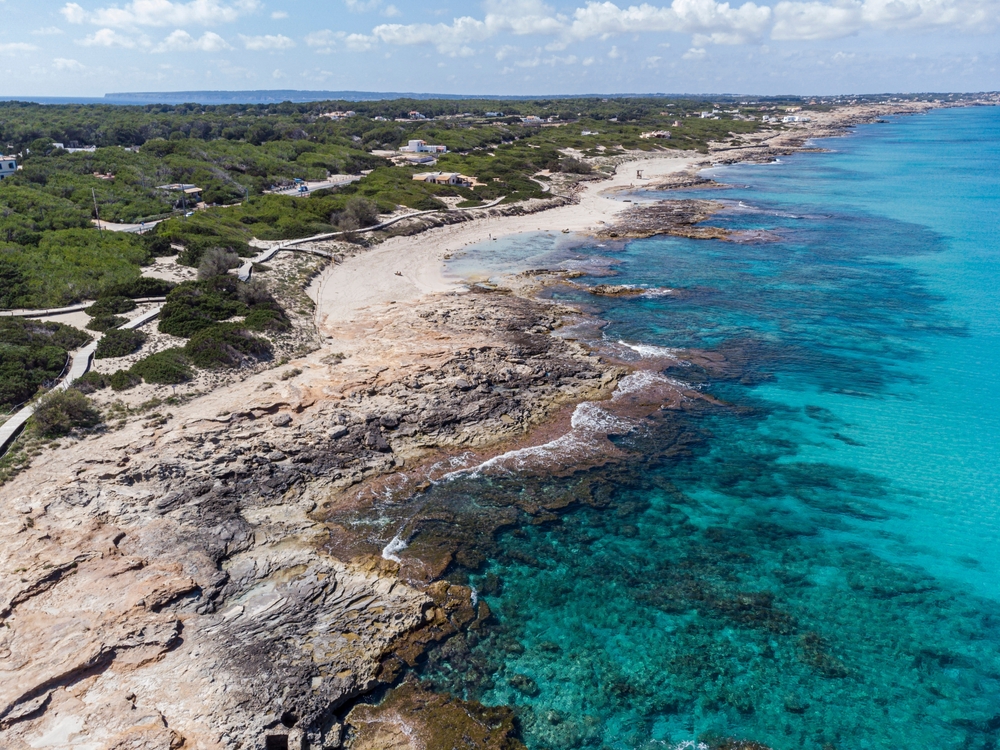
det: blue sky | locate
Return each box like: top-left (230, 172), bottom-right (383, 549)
top-left (2, 0), bottom-right (998, 96)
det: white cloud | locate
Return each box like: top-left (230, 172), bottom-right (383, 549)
top-left (78, 28), bottom-right (139, 46)
top-left (154, 29), bottom-right (231, 51)
top-left (382, 4), bottom-right (401, 16)
top-left (240, 33), bottom-right (295, 49)
top-left (771, 0), bottom-right (998, 40)
top-left (363, 0), bottom-right (773, 54)
top-left (771, 1), bottom-right (862, 39)
top-left (53, 57), bottom-right (85, 69)
top-left (62, 3), bottom-right (88, 23)
top-left (32, 26), bottom-right (66, 35)
top-left (0, 43), bottom-right (39, 55)
top-left (62, 0), bottom-right (261, 28)
top-left (305, 29), bottom-right (337, 48)
top-left (345, 0), bottom-right (381, 10)
top-left (683, 45), bottom-right (707, 57)
top-left (608, 44), bottom-right (621, 57)
top-left (304, 29), bottom-right (375, 51)
top-left (567, 0), bottom-right (772, 45)
top-left (271, 10), bottom-right (288, 18)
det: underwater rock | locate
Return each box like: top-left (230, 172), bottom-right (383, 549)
top-left (345, 679), bottom-right (526, 750)
top-left (589, 285), bottom-right (647, 297)
top-left (508, 673), bottom-right (541, 697)
top-left (598, 199), bottom-right (729, 241)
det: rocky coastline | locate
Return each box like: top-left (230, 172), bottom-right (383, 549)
top-left (0, 101), bottom-right (945, 750)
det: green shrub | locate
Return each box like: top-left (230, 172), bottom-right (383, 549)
top-left (87, 295), bottom-right (137, 316)
top-left (95, 328), bottom-right (147, 359)
top-left (143, 234), bottom-right (175, 257)
top-left (158, 276), bottom-right (247, 337)
top-left (110, 369), bottom-right (141, 391)
top-left (130, 348), bottom-right (192, 384)
top-left (456, 199), bottom-right (484, 208)
top-left (31, 388), bottom-right (101, 438)
top-left (100, 277), bottom-right (176, 299)
top-left (184, 324), bottom-right (271, 368)
top-left (198, 247), bottom-right (241, 280)
top-left (86, 314), bottom-right (127, 332)
top-left (73, 370), bottom-right (110, 393)
top-left (411, 195), bottom-right (447, 211)
top-left (0, 318), bottom-right (92, 409)
top-left (244, 306), bottom-right (291, 332)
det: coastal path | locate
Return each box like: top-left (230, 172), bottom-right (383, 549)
top-left (0, 297), bottom-right (167, 318)
top-left (242, 196), bottom-right (508, 271)
top-left (0, 304), bottom-right (165, 457)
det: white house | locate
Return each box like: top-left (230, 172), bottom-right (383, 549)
top-left (401, 139), bottom-right (447, 154)
top-left (781, 115), bottom-right (812, 123)
top-left (0, 156), bottom-right (17, 180)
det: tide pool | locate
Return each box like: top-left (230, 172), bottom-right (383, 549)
top-left (417, 107), bottom-right (1000, 750)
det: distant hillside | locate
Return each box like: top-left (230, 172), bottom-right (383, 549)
top-left (104, 90), bottom-right (506, 105)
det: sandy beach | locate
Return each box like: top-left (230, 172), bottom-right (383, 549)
top-left (309, 152), bottom-right (702, 330)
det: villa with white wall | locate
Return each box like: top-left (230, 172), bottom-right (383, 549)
top-left (400, 140), bottom-right (447, 154)
top-left (0, 156), bottom-right (17, 180)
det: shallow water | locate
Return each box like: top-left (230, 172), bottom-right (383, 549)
top-left (414, 107), bottom-right (1000, 749)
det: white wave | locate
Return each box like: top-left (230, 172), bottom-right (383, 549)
top-left (470, 587), bottom-right (479, 607)
top-left (442, 432), bottom-right (593, 480)
top-left (618, 340), bottom-right (681, 359)
top-left (570, 401), bottom-right (634, 434)
top-left (382, 534), bottom-right (409, 563)
top-left (612, 370), bottom-right (685, 400)
top-left (442, 401), bottom-right (638, 481)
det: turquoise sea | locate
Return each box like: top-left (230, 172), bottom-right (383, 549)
top-left (416, 107), bottom-right (1000, 749)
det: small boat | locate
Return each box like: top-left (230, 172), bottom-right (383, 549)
top-left (562, 228), bottom-right (571, 233)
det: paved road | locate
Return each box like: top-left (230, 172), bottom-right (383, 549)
top-left (269, 175), bottom-right (361, 197)
top-left (93, 219), bottom-right (162, 234)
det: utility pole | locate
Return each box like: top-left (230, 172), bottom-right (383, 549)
top-left (92, 188), bottom-right (103, 236)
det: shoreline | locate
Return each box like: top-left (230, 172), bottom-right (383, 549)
top-left (0, 100), bottom-right (948, 749)
top-left (307, 100), bottom-right (941, 334)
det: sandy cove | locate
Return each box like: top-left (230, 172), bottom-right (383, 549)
top-left (309, 152), bottom-right (701, 327)
top-left (0, 102), bottom-right (942, 750)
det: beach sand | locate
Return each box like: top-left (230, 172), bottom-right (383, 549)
top-left (308, 152), bottom-right (702, 331)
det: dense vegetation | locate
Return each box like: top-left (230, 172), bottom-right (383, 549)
top-left (31, 388), bottom-right (101, 438)
top-left (95, 328), bottom-right (147, 359)
top-left (0, 318), bottom-right (91, 410)
top-left (0, 95), bottom-right (792, 309)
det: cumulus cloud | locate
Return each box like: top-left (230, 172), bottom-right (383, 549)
top-left (772, 0), bottom-right (998, 39)
top-left (53, 57), bottom-right (85, 69)
top-left (0, 43), bottom-right (39, 55)
top-left (240, 33), bottom-right (295, 49)
top-left (305, 29), bottom-right (377, 51)
top-left (78, 28), bottom-right (140, 46)
top-left (369, 0), bottom-right (565, 54)
top-left (62, 0), bottom-right (260, 28)
top-left (567, 0), bottom-right (771, 44)
top-left (771, 1), bottom-right (862, 38)
top-left (271, 10), bottom-right (287, 18)
top-left (154, 29), bottom-right (231, 51)
top-left (331, 0), bottom-right (999, 56)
